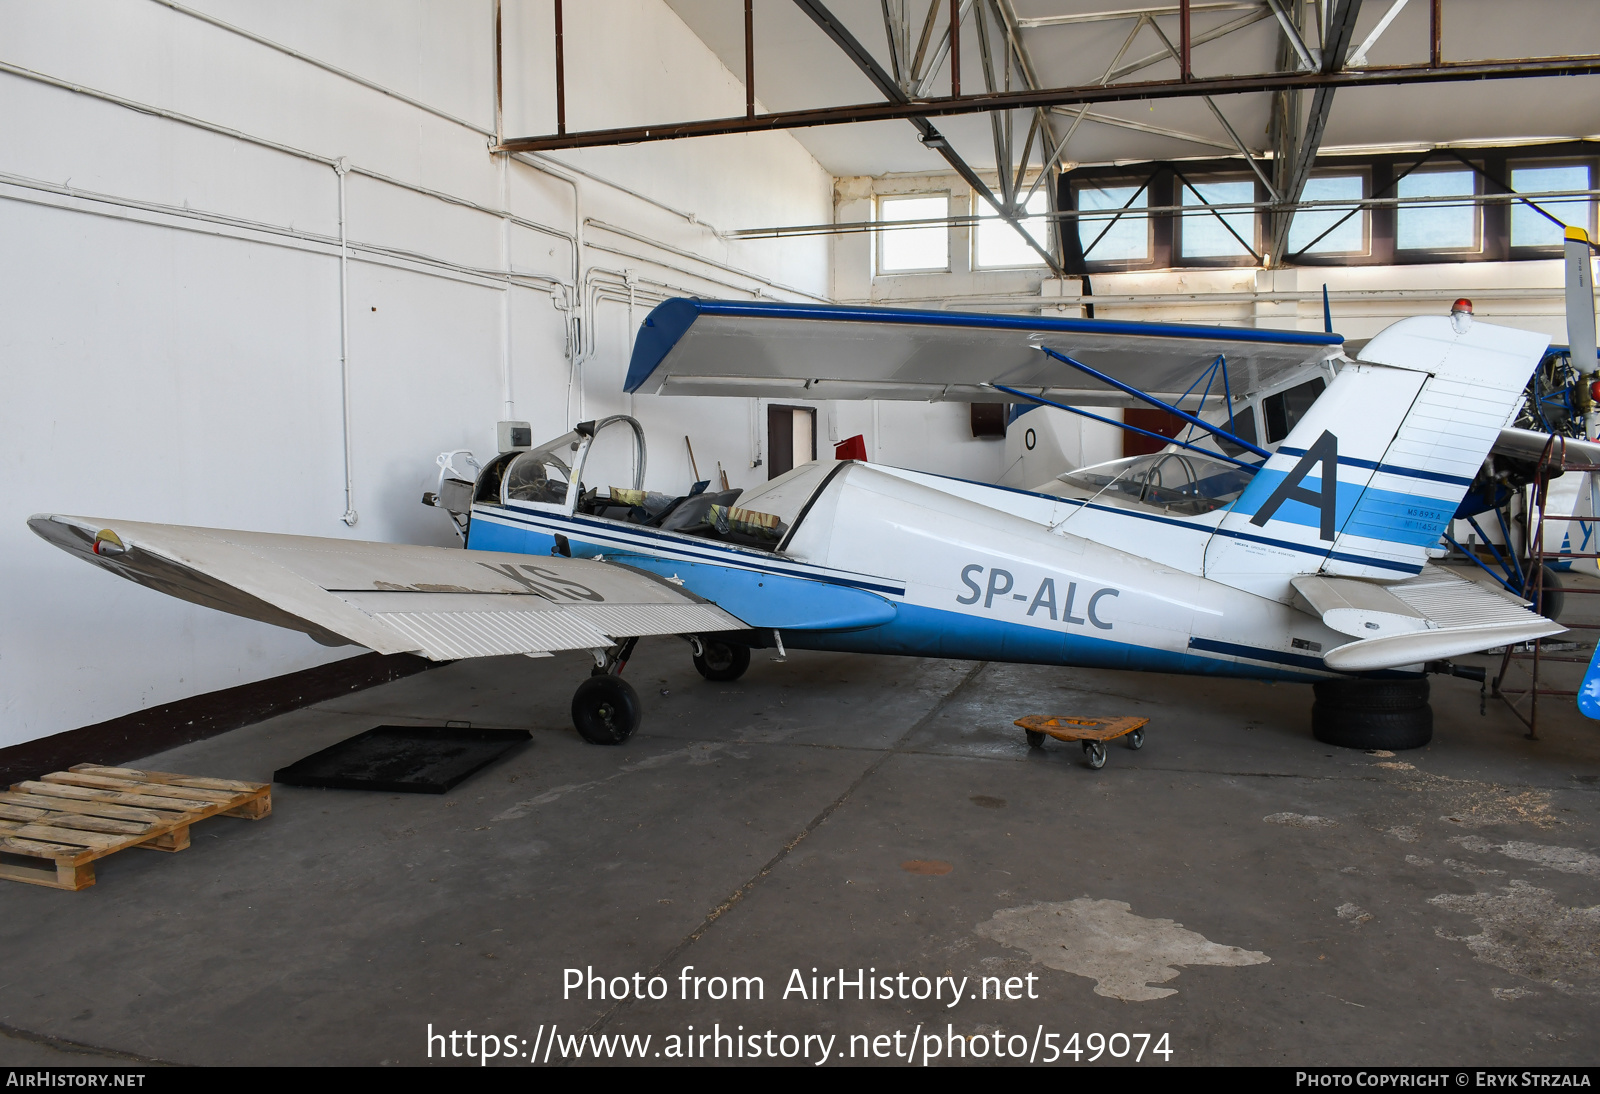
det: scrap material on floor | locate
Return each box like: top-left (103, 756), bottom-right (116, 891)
top-left (0, 765), bottom-right (270, 891)
top-left (272, 726), bottom-right (532, 794)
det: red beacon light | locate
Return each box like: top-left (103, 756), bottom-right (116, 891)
top-left (1451, 298), bottom-right (1473, 314)
top-left (1449, 298), bottom-right (1474, 332)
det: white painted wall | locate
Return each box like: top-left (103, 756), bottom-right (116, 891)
top-left (0, 0), bottom-right (833, 748)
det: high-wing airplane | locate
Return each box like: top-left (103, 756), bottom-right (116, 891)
top-left (33, 296), bottom-right (1576, 758)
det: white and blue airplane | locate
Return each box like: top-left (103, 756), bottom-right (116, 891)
top-left (32, 297), bottom-right (1576, 757)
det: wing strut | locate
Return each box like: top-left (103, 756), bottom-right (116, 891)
top-left (1035, 345), bottom-right (1272, 459)
top-left (992, 383), bottom-right (1261, 472)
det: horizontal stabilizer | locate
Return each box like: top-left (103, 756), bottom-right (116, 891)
top-left (1295, 566), bottom-right (1563, 671)
top-left (30, 515), bottom-right (745, 661)
top-left (626, 298), bottom-right (1342, 407)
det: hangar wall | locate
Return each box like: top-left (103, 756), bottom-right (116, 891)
top-left (0, 0), bottom-right (838, 748)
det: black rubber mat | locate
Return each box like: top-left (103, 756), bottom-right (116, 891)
top-left (273, 726), bottom-right (530, 794)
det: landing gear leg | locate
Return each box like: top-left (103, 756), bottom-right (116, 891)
top-left (591, 636), bottom-right (639, 677)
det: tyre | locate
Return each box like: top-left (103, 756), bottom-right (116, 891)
top-left (1082, 739), bottom-right (1107, 769)
top-left (693, 639), bottom-right (751, 682)
top-left (1025, 729), bottom-right (1047, 749)
top-left (572, 675), bottom-right (642, 745)
top-left (1311, 702), bottom-right (1432, 750)
top-left (1531, 565), bottom-right (1564, 623)
top-left (1125, 727), bottom-right (1145, 750)
top-left (1312, 677), bottom-right (1429, 712)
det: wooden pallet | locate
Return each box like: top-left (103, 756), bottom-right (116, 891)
top-left (0, 764), bottom-right (270, 891)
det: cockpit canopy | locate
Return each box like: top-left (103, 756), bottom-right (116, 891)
top-left (1049, 451), bottom-right (1255, 516)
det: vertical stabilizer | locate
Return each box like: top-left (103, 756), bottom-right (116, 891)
top-left (1206, 314), bottom-right (1550, 598)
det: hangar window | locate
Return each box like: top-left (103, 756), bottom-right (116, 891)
top-left (1077, 182), bottom-right (1150, 263)
top-left (1288, 174), bottom-right (1367, 256)
top-left (877, 195), bottom-right (950, 273)
top-left (1178, 177), bottom-right (1256, 261)
top-left (974, 189), bottom-right (1051, 269)
top-left (1396, 169), bottom-right (1479, 252)
top-left (1510, 163), bottom-right (1594, 248)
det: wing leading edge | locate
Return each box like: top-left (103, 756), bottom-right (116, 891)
top-left (30, 515), bottom-right (746, 661)
top-left (625, 298), bottom-right (1344, 407)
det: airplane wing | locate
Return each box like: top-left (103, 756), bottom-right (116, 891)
top-left (625, 298), bottom-right (1344, 407)
top-left (1493, 425), bottom-right (1600, 468)
top-left (30, 514), bottom-right (745, 661)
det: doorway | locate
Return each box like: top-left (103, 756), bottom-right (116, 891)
top-left (1122, 408), bottom-right (1186, 457)
top-left (767, 405), bottom-right (817, 479)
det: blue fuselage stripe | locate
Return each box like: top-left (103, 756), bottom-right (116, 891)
top-left (1232, 469), bottom-right (1455, 548)
top-left (468, 506), bottom-right (908, 596)
top-left (1057, 496), bottom-right (1422, 574)
top-left (1275, 446), bottom-right (1475, 487)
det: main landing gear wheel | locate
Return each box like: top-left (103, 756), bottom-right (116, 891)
top-left (693, 639), bottom-right (751, 682)
top-left (1081, 739), bottom-right (1107, 769)
top-left (1025, 729), bottom-right (1047, 749)
top-left (572, 675), bottom-right (642, 745)
top-left (1533, 564), bottom-right (1565, 623)
top-left (1311, 678), bottom-right (1432, 751)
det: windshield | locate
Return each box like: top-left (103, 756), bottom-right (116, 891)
top-left (1053, 451), bottom-right (1255, 516)
top-left (503, 434), bottom-right (578, 507)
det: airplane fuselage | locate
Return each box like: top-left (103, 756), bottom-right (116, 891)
top-left (466, 461), bottom-right (1353, 683)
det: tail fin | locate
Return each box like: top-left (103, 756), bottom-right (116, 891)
top-left (1206, 314), bottom-right (1550, 596)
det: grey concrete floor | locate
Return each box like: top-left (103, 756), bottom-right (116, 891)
top-left (2, 618), bottom-right (1598, 1066)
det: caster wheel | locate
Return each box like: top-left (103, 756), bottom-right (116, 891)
top-left (1025, 729), bottom-right (1047, 749)
top-left (1125, 727), bottom-right (1145, 750)
top-left (693, 639), bottom-right (751, 682)
top-left (1082, 739), bottom-right (1107, 769)
top-left (572, 675), bottom-right (642, 745)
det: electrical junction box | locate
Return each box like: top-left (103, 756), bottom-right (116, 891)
top-left (497, 421), bottom-right (532, 452)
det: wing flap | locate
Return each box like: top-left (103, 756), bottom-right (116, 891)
top-left (31, 514), bottom-right (746, 660)
top-left (1312, 565), bottom-right (1563, 670)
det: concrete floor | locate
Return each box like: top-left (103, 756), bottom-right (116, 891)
top-left (2, 624), bottom-right (1598, 1066)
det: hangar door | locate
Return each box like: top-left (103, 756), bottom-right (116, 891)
top-left (767, 405), bottom-right (817, 480)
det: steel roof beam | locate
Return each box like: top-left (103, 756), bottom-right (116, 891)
top-left (1267, 0), bottom-right (1364, 265)
top-left (789, 0), bottom-right (1066, 275)
top-left (496, 55), bottom-right (1600, 153)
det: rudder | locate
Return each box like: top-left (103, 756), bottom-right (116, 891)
top-left (1206, 314), bottom-right (1550, 598)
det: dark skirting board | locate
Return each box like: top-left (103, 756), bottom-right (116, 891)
top-left (274, 726), bottom-right (531, 794)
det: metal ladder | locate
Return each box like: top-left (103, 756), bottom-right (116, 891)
top-left (1492, 438), bottom-right (1600, 739)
